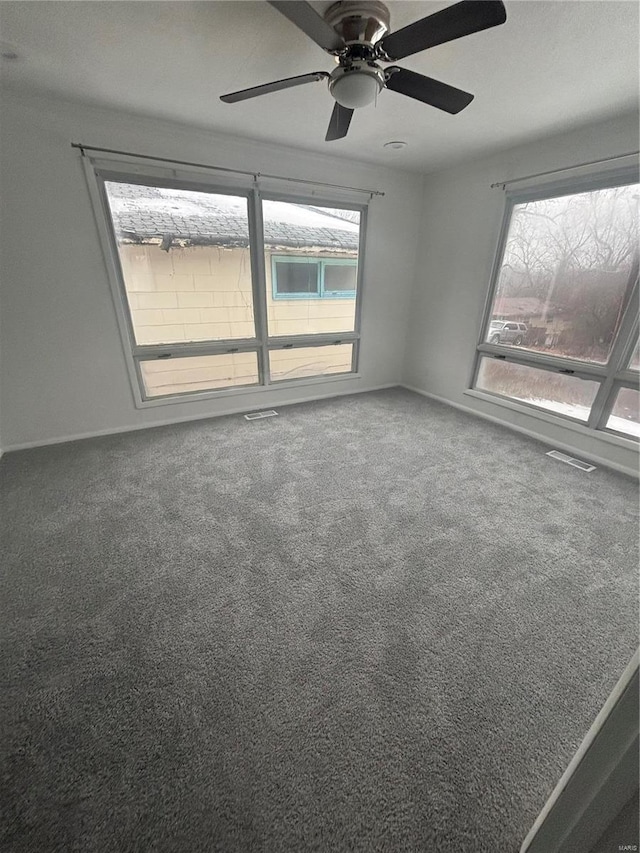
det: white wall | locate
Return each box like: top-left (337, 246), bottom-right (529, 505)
top-left (403, 113), bottom-right (640, 476)
top-left (2, 89), bottom-right (638, 472)
top-left (0, 89), bottom-right (423, 449)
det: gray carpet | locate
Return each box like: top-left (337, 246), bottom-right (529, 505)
top-left (1, 388), bottom-right (637, 853)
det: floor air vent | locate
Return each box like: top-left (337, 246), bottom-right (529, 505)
top-left (546, 450), bottom-right (596, 472)
top-left (244, 410), bottom-right (278, 421)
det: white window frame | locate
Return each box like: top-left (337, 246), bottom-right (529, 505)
top-left (470, 166), bottom-right (640, 442)
top-left (259, 189), bottom-right (365, 383)
top-left (83, 159), bottom-right (367, 407)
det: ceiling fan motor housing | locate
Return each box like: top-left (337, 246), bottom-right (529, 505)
top-left (324, 0), bottom-right (391, 46)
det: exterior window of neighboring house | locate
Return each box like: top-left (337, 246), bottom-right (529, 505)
top-left (271, 257), bottom-right (357, 299)
top-left (92, 171), bottom-right (364, 405)
top-left (472, 174), bottom-right (639, 439)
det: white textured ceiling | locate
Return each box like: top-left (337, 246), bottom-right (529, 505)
top-left (0, 0), bottom-right (638, 172)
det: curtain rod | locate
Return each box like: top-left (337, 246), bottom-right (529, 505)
top-left (490, 150), bottom-right (639, 189)
top-left (71, 142), bottom-right (385, 198)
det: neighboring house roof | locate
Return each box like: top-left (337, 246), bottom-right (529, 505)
top-left (301, 205), bottom-right (361, 225)
top-left (493, 296), bottom-right (559, 317)
top-left (106, 182), bottom-right (360, 251)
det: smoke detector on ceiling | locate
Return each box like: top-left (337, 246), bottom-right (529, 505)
top-left (0, 42), bottom-right (20, 61)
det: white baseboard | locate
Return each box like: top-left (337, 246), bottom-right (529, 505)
top-left (401, 384), bottom-right (638, 479)
top-left (520, 649), bottom-right (639, 853)
top-left (1, 383), bottom-right (398, 453)
top-left (5, 383), bottom-right (637, 481)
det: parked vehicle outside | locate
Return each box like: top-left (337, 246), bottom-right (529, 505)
top-left (488, 320), bottom-right (528, 345)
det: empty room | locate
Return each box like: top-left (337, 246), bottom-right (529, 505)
top-left (1, 1), bottom-right (638, 851)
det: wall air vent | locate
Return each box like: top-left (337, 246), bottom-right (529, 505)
top-left (244, 410), bottom-right (278, 421)
top-left (546, 450), bottom-right (596, 472)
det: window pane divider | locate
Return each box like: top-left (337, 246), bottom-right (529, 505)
top-left (267, 333), bottom-right (359, 349)
top-left (616, 369), bottom-right (640, 386)
top-left (132, 339), bottom-right (261, 359)
top-left (249, 188), bottom-right (271, 386)
top-left (589, 376), bottom-right (621, 430)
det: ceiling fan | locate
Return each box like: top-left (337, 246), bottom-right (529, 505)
top-left (220, 0), bottom-right (507, 141)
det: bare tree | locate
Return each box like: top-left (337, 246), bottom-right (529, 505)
top-left (494, 183), bottom-right (638, 357)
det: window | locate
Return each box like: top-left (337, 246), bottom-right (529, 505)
top-left (271, 257), bottom-right (357, 299)
top-left (323, 260), bottom-right (358, 296)
top-left (105, 183), bottom-right (256, 346)
top-left (272, 258), bottom-right (320, 297)
top-left (475, 358), bottom-right (600, 422)
top-left (139, 352), bottom-right (259, 398)
top-left (269, 344), bottom-right (354, 381)
top-left (263, 200), bottom-right (360, 340)
top-left (93, 170), bottom-right (364, 404)
top-left (472, 174), bottom-right (639, 440)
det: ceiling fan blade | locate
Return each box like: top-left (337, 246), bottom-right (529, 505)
top-left (268, 1), bottom-right (346, 52)
top-left (378, 0), bottom-right (506, 61)
top-left (220, 71), bottom-right (329, 104)
top-left (325, 103), bottom-right (354, 141)
top-left (385, 67), bottom-right (473, 114)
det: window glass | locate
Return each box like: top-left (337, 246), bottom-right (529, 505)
top-left (476, 357), bottom-right (600, 422)
top-left (629, 339), bottom-right (640, 370)
top-left (139, 352), bottom-right (259, 398)
top-left (105, 182), bottom-right (256, 344)
top-left (269, 344), bottom-right (353, 381)
top-left (606, 387), bottom-right (640, 438)
top-left (263, 200), bottom-right (360, 337)
top-left (323, 262), bottom-right (357, 294)
top-left (273, 259), bottom-right (319, 295)
top-left (485, 183), bottom-right (639, 363)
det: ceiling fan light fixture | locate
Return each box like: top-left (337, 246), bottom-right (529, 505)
top-left (329, 67), bottom-right (382, 108)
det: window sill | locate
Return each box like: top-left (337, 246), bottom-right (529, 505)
top-left (463, 388), bottom-right (639, 451)
top-left (135, 371), bottom-right (361, 409)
